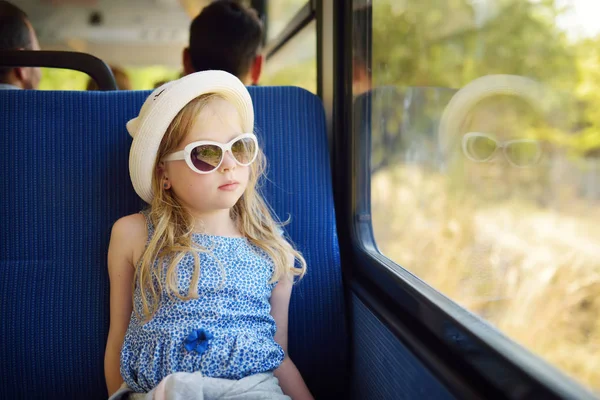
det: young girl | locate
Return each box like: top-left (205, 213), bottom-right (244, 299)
top-left (104, 70), bottom-right (313, 400)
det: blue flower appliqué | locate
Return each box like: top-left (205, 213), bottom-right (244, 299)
top-left (184, 328), bottom-right (213, 355)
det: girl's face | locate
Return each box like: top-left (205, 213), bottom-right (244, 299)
top-left (162, 98), bottom-right (251, 215)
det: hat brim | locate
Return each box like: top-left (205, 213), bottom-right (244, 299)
top-left (127, 70), bottom-right (254, 204)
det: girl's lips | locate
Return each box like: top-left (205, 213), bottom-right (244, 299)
top-left (218, 182), bottom-right (239, 191)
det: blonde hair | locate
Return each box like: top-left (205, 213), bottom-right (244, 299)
top-left (134, 93), bottom-right (306, 322)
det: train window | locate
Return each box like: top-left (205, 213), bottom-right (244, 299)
top-left (125, 66), bottom-right (180, 90)
top-left (267, 0), bottom-right (309, 41)
top-left (37, 66), bottom-right (179, 91)
top-left (38, 69), bottom-right (89, 91)
top-left (361, 0), bottom-right (600, 392)
top-left (261, 19), bottom-right (316, 93)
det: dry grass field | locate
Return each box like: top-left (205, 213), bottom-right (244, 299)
top-left (371, 164), bottom-right (600, 392)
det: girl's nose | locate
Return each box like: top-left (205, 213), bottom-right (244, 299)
top-left (219, 150), bottom-right (237, 173)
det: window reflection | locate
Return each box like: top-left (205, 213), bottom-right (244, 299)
top-left (364, 0), bottom-right (600, 392)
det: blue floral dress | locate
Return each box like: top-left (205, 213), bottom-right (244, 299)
top-left (119, 211), bottom-right (285, 393)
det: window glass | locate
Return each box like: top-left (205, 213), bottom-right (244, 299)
top-left (360, 0), bottom-right (600, 392)
top-left (261, 19), bottom-right (316, 94)
top-left (267, 0), bottom-right (309, 41)
top-left (38, 69), bottom-right (89, 91)
top-left (38, 66), bottom-right (180, 90)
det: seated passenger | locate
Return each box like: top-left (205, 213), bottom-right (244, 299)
top-left (86, 65), bottom-right (132, 90)
top-left (105, 70), bottom-right (313, 400)
top-left (0, 1), bottom-right (41, 90)
top-left (182, 0), bottom-right (264, 85)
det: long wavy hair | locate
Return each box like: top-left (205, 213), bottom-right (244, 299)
top-left (133, 93), bottom-right (306, 322)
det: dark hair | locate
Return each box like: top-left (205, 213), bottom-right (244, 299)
top-left (189, 0), bottom-right (263, 79)
top-left (0, 1), bottom-right (32, 50)
top-left (0, 1), bottom-right (33, 79)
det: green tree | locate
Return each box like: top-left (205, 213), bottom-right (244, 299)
top-left (370, 0), bottom-right (585, 170)
top-left (372, 0), bottom-right (576, 89)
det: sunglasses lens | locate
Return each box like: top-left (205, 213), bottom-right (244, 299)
top-left (191, 144), bottom-right (223, 172)
top-left (231, 137), bottom-right (257, 165)
top-left (464, 135), bottom-right (497, 161)
top-left (505, 141), bottom-right (540, 166)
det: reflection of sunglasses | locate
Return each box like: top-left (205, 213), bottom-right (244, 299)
top-left (163, 133), bottom-right (258, 174)
top-left (461, 132), bottom-right (542, 167)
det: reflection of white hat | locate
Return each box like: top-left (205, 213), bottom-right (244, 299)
top-left (438, 74), bottom-right (556, 153)
top-left (127, 70), bottom-right (254, 204)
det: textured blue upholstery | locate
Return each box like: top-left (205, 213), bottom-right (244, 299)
top-left (0, 87), bottom-right (347, 399)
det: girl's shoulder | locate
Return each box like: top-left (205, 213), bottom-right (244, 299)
top-left (112, 212), bottom-right (147, 238)
top-left (111, 212), bottom-right (149, 267)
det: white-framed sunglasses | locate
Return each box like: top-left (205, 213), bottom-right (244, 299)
top-left (162, 133), bottom-right (259, 174)
top-left (461, 132), bottom-right (542, 167)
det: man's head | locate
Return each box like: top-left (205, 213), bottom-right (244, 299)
top-left (183, 0), bottom-right (264, 85)
top-left (0, 1), bottom-right (41, 89)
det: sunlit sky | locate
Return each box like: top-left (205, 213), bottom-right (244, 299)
top-left (555, 0), bottom-right (600, 40)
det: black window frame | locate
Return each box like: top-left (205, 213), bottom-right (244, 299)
top-left (332, 2), bottom-right (599, 400)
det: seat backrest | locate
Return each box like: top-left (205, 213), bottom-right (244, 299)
top-left (0, 87), bottom-right (347, 399)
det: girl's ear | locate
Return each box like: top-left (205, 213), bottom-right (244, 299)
top-left (157, 161), bottom-right (166, 176)
top-left (157, 161), bottom-right (169, 180)
top-left (157, 161), bottom-right (172, 190)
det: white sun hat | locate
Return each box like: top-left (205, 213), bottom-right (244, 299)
top-left (126, 70), bottom-right (254, 204)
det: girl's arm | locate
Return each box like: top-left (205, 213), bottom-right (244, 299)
top-left (104, 215), bottom-right (146, 396)
top-left (270, 268), bottom-right (314, 400)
